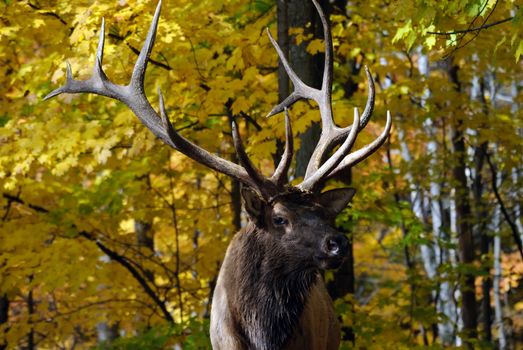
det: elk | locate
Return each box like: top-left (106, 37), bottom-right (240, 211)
top-left (45, 0), bottom-right (391, 349)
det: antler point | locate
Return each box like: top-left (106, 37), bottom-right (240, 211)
top-left (43, 88), bottom-right (63, 101)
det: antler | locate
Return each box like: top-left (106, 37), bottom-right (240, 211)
top-left (44, 2), bottom-right (257, 188)
top-left (45, 0), bottom-right (390, 199)
top-left (44, 1), bottom-right (296, 200)
top-left (266, 0), bottom-right (392, 192)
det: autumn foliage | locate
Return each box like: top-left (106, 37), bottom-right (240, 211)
top-left (1, 0), bottom-right (522, 349)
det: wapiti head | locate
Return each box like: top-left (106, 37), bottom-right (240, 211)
top-left (44, 0), bottom-right (391, 270)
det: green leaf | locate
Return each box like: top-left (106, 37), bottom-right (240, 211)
top-left (0, 113), bottom-right (9, 127)
top-left (392, 20), bottom-right (412, 43)
top-left (515, 40), bottom-right (523, 62)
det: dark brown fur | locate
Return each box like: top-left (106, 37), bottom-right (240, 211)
top-left (223, 223), bottom-right (318, 349)
top-left (210, 189), bottom-right (355, 350)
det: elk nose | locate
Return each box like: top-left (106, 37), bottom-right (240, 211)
top-left (323, 235), bottom-right (348, 257)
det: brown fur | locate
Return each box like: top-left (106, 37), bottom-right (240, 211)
top-left (210, 189), bottom-right (355, 350)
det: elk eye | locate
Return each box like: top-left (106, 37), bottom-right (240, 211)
top-left (272, 216), bottom-right (288, 226)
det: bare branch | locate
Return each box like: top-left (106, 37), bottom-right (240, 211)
top-left (428, 17), bottom-right (512, 35)
top-left (485, 152), bottom-right (523, 261)
top-left (2, 192), bottom-right (176, 323)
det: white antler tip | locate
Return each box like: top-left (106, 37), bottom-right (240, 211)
top-left (158, 88), bottom-right (168, 120)
top-left (66, 61), bottom-right (73, 80)
top-left (154, 0), bottom-right (162, 17)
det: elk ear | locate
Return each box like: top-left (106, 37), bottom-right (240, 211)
top-left (241, 187), bottom-right (266, 222)
top-left (318, 188), bottom-right (356, 216)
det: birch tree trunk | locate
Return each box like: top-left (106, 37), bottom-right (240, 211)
top-left (449, 191), bottom-right (463, 346)
top-left (418, 52), bottom-right (456, 344)
top-left (491, 196), bottom-right (507, 349)
top-left (398, 127), bottom-right (436, 276)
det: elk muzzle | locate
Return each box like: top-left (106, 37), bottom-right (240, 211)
top-left (316, 234), bottom-right (348, 269)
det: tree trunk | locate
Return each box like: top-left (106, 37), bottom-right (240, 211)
top-left (449, 193), bottom-right (464, 346)
top-left (398, 126), bottom-right (436, 277)
top-left (96, 323), bottom-right (119, 344)
top-left (472, 74), bottom-right (492, 342)
top-left (289, 0), bottom-right (324, 178)
top-left (272, 0), bottom-right (290, 179)
top-left (510, 79), bottom-right (523, 246)
top-left (446, 60), bottom-right (477, 344)
top-left (135, 220), bottom-right (154, 250)
top-left (0, 294), bottom-right (8, 350)
top-left (492, 200), bottom-right (507, 349)
top-left (26, 288), bottom-right (34, 350)
top-left (418, 51), bottom-right (457, 344)
top-left (277, 0), bottom-right (290, 105)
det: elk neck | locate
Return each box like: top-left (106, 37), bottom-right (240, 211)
top-left (223, 222), bottom-right (319, 350)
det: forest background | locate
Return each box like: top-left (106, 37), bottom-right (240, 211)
top-left (1, 0), bottom-right (522, 349)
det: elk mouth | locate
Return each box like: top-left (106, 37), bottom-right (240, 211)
top-left (314, 255), bottom-right (345, 270)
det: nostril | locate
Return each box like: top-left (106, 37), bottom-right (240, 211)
top-left (326, 238), bottom-right (340, 255)
top-left (323, 235), bottom-right (348, 257)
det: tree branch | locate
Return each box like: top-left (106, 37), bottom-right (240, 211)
top-left (484, 154), bottom-right (523, 261)
top-left (78, 231), bottom-right (175, 323)
top-left (427, 16), bottom-right (513, 35)
top-left (107, 33), bottom-right (172, 71)
top-left (2, 192), bottom-right (175, 323)
top-left (2, 193), bottom-right (48, 213)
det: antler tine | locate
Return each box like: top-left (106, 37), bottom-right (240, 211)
top-left (231, 119), bottom-right (274, 197)
top-left (265, 29), bottom-right (321, 118)
top-left (45, 2), bottom-right (260, 189)
top-left (266, 0), bottom-right (335, 129)
top-left (44, 2), bottom-right (166, 138)
top-left (158, 89), bottom-right (257, 188)
top-left (298, 107), bottom-right (360, 191)
top-left (131, 0), bottom-right (161, 91)
top-left (43, 17), bottom-right (115, 101)
top-left (303, 66), bottom-right (375, 179)
top-left (358, 66), bottom-right (375, 129)
top-left (270, 108), bottom-right (294, 187)
top-left (94, 18), bottom-right (106, 74)
top-left (311, 0), bottom-right (333, 101)
top-left (324, 110), bottom-right (392, 182)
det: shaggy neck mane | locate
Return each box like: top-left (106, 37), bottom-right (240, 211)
top-left (225, 222), bottom-right (318, 350)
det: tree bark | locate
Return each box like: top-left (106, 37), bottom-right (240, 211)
top-left (492, 200), bottom-right (507, 349)
top-left (474, 75), bottom-right (491, 342)
top-left (419, 52), bottom-right (457, 344)
top-left (277, 0), bottom-right (290, 105)
top-left (0, 294), bottom-right (8, 350)
top-left (272, 0), bottom-right (290, 177)
top-left (446, 60), bottom-right (477, 344)
top-left (26, 288), bottom-right (34, 350)
top-left (289, 0), bottom-right (324, 178)
top-left (135, 220), bottom-right (154, 250)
